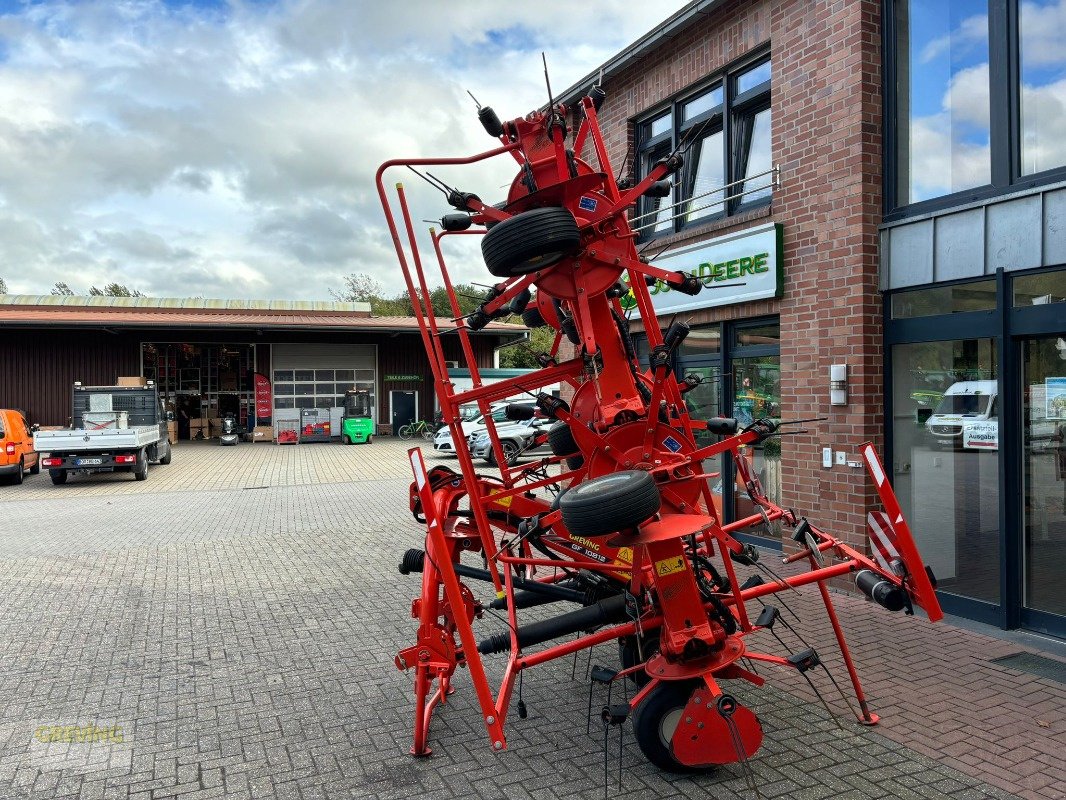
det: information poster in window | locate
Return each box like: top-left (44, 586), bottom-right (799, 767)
top-left (1047, 377), bottom-right (1066, 420)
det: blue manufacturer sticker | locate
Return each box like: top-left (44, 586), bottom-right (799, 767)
top-left (578, 196), bottom-right (598, 212)
top-left (662, 435), bottom-right (682, 453)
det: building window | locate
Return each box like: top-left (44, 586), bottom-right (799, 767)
top-left (634, 53), bottom-right (772, 239)
top-left (1019, 1), bottom-right (1066, 175)
top-left (271, 368), bottom-right (375, 416)
top-left (889, 0), bottom-right (1066, 214)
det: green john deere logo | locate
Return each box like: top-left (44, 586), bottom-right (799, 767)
top-left (620, 251), bottom-right (771, 311)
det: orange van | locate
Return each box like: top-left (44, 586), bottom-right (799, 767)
top-left (0, 409), bottom-right (40, 484)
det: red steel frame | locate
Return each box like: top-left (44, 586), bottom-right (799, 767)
top-left (376, 85), bottom-right (942, 769)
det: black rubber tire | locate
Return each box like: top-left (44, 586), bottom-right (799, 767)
top-left (11, 458), bottom-right (24, 485)
top-left (632, 680), bottom-right (712, 773)
top-left (133, 450), bottom-right (148, 481)
top-left (547, 421), bottom-right (578, 456)
top-left (548, 421), bottom-right (585, 469)
top-left (343, 435), bottom-right (351, 445)
top-left (159, 443), bottom-right (172, 465)
top-left (521, 306), bottom-right (546, 328)
top-left (560, 470), bottom-right (660, 538)
top-left (481, 207), bottom-right (580, 277)
top-left (50, 469), bottom-right (67, 485)
top-left (487, 439), bottom-right (520, 467)
top-left (29, 457), bottom-right (40, 475)
top-left (619, 635), bottom-right (659, 687)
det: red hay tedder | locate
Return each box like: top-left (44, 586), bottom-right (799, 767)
top-left (375, 76), bottom-right (942, 777)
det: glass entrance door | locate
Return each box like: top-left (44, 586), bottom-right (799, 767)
top-left (1021, 336), bottom-right (1066, 623)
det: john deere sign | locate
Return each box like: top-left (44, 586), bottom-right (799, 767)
top-left (622, 222), bottom-right (783, 316)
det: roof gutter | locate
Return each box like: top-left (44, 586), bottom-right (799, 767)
top-left (555, 0), bottom-right (725, 105)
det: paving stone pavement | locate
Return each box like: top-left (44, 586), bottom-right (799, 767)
top-left (0, 439), bottom-right (1057, 799)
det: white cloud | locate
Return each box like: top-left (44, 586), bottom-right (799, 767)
top-left (0, 0), bottom-right (688, 298)
top-left (1020, 0), bottom-right (1066, 68)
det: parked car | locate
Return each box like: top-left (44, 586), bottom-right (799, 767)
top-left (0, 408), bottom-right (40, 484)
top-left (432, 402), bottom-right (523, 456)
top-left (468, 418), bottom-right (550, 466)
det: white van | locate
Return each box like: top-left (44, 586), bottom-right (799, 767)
top-left (926, 380), bottom-right (997, 450)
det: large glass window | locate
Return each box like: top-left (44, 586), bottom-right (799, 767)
top-left (1022, 336), bottom-right (1066, 617)
top-left (890, 1), bottom-right (1066, 212)
top-left (891, 339), bottom-right (1000, 605)
top-left (890, 279), bottom-right (997, 318)
top-left (894, 1), bottom-right (991, 205)
top-left (1020, 0), bottom-right (1066, 175)
top-left (635, 54), bottom-right (772, 238)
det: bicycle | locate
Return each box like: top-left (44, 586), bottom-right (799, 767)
top-left (398, 419), bottom-right (436, 441)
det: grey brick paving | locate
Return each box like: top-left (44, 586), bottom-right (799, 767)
top-left (0, 440), bottom-right (1032, 799)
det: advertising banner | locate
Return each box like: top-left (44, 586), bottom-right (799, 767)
top-left (622, 222), bottom-right (784, 317)
top-left (254, 373), bottom-right (272, 422)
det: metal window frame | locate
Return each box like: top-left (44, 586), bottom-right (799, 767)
top-left (634, 48), bottom-right (772, 240)
top-left (883, 267), bottom-right (1066, 635)
top-left (883, 0), bottom-right (1066, 221)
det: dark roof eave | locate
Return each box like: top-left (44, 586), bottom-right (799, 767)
top-left (555, 0), bottom-right (724, 105)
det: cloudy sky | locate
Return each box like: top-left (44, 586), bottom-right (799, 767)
top-left (0, 0), bottom-right (688, 300)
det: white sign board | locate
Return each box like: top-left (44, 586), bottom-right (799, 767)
top-left (963, 420), bottom-right (998, 450)
top-left (623, 222), bottom-right (783, 317)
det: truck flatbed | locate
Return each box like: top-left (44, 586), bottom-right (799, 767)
top-left (34, 425), bottom-right (163, 452)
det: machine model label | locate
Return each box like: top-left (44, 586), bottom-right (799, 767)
top-left (578, 196), bottom-right (598, 212)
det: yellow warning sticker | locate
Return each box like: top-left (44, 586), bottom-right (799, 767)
top-left (615, 547), bottom-right (633, 565)
top-left (488, 490), bottom-right (513, 508)
top-left (655, 556), bottom-right (685, 577)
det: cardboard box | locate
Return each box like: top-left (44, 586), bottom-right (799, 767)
top-left (116, 376), bottom-right (147, 387)
top-left (253, 425), bottom-right (273, 442)
top-left (167, 422), bottom-right (178, 445)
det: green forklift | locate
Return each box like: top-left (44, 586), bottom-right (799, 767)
top-left (341, 389), bottom-right (375, 444)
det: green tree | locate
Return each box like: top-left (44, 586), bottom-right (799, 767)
top-left (0, 277), bottom-right (8, 293)
top-left (51, 282), bottom-right (75, 296)
top-left (500, 325), bottom-right (554, 369)
top-left (331, 273), bottom-right (382, 303)
top-left (89, 283), bottom-right (145, 297)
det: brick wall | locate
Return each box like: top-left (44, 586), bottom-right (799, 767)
top-left (585, 0), bottom-right (884, 553)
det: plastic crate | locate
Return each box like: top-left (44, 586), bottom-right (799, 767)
top-left (276, 419), bottom-right (299, 445)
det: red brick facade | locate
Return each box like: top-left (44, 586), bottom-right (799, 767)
top-left (586, 0), bottom-right (883, 552)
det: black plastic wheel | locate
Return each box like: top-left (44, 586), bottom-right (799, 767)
top-left (632, 680), bottom-right (712, 773)
top-left (50, 469), bottom-right (67, 485)
top-left (481, 207), bottom-right (580, 277)
top-left (11, 458), bottom-right (24, 485)
top-left (521, 306), bottom-right (546, 328)
top-left (559, 470), bottom-right (660, 538)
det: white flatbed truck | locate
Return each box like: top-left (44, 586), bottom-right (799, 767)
top-left (33, 382), bottom-right (173, 485)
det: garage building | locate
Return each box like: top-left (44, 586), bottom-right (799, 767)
top-left (0, 294), bottom-right (524, 437)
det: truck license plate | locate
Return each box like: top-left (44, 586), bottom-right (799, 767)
top-left (76, 458), bottom-right (103, 466)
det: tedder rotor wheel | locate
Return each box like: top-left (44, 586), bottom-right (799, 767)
top-left (559, 470), bottom-right (660, 538)
top-left (547, 420), bottom-right (584, 470)
top-left (632, 680), bottom-right (713, 773)
top-left (481, 207), bottom-right (581, 278)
